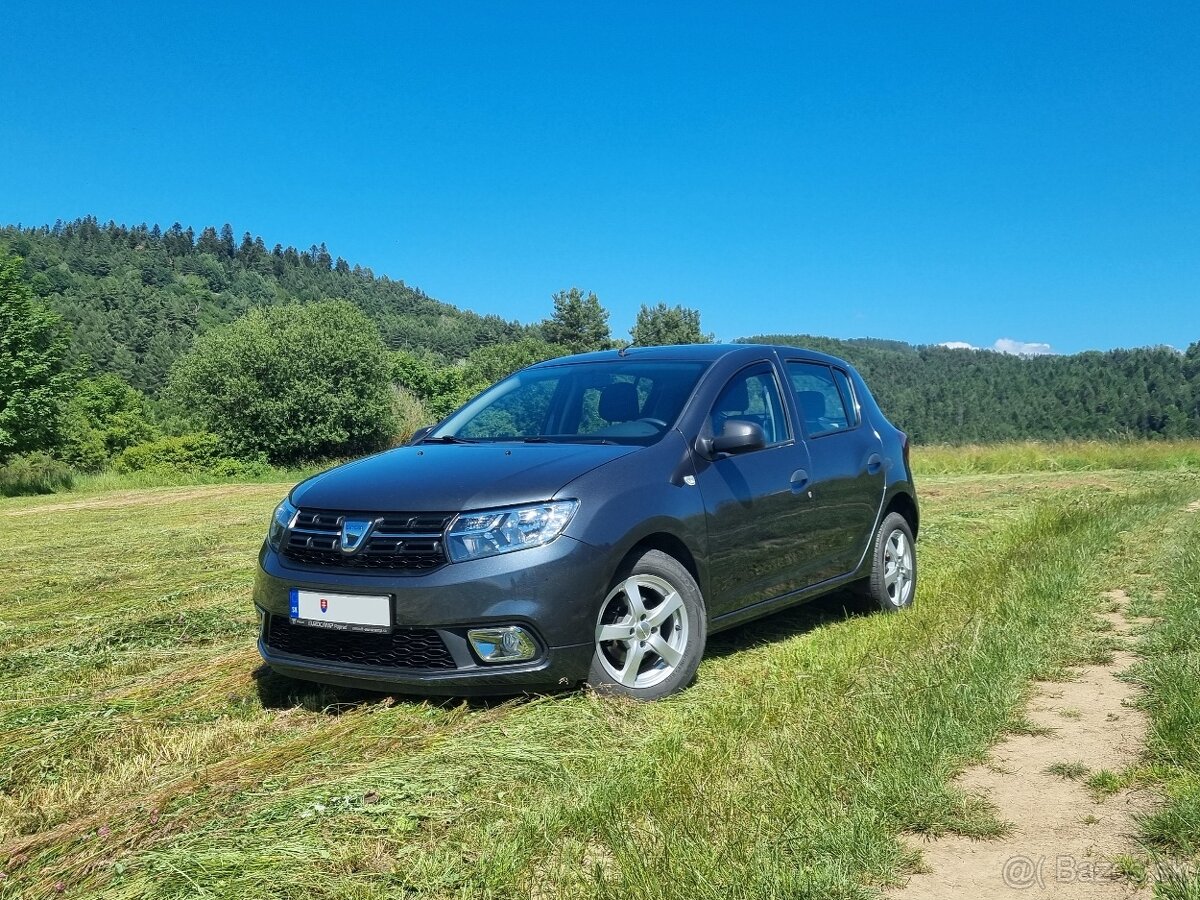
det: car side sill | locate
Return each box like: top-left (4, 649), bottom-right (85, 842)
top-left (708, 569), bottom-right (865, 635)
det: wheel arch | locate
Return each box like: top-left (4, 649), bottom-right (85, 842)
top-left (621, 531), bottom-right (703, 592)
top-left (884, 490), bottom-right (919, 538)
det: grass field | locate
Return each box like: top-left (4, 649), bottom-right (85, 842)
top-left (1, 445), bottom-right (1198, 899)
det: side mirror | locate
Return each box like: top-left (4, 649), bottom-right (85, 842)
top-left (408, 425), bottom-right (434, 445)
top-left (711, 420), bottom-right (766, 455)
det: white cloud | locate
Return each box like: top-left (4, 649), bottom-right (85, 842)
top-left (937, 338), bottom-right (1056, 356)
top-left (938, 341), bottom-right (979, 350)
top-left (992, 338), bottom-right (1054, 356)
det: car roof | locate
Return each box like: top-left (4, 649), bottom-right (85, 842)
top-left (528, 343), bottom-right (853, 370)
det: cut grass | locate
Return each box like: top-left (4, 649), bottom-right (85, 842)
top-left (0, 468), bottom-right (1197, 898)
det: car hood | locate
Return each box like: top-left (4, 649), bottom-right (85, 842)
top-left (291, 442), bottom-right (641, 512)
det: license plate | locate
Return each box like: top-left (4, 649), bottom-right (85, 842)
top-left (289, 588), bottom-right (392, 633)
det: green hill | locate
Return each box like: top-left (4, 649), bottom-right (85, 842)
top-left (742, 333), bottom-right (1200, 441)
top-left (0, 218), bottom-right (529, 394)
top-left (2, 219), bottom-right (1197, 443)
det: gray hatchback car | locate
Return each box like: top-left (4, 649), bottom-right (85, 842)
top-left (253, 344), bottom-right (918, 699)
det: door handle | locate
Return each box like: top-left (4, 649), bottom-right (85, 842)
top-left (789, 469), bottom-right (810, 494)
top-left (866, 454), bottom-right (883, 474)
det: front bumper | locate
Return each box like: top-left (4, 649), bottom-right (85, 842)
top-left (252, 534), bottom-right (607, 696)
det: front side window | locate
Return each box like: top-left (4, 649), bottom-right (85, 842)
top-left (787, 361), bottom-right (852, 436)
top-left (708, 363), bottom-right (791, 445)
top-left (436, 361), bottom-right (708, 446)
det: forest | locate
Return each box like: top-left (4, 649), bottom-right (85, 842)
top-left (0, 218), bottom-right (1197, 494)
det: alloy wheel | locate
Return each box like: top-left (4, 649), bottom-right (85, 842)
top-left (883, 529), bottom-right (914, 607)
top-left (595, 574), bottom-right (690, 689)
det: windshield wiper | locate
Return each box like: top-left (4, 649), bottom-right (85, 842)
top-left (421, 434), bottom-right (478, 444)
top-left (521, 436), bottom-right (618, 445)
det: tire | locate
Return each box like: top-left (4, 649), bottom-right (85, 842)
top-left (866, 512), bottom-right (917, 612)
top-left (587, 549), bottom-right (707, 700)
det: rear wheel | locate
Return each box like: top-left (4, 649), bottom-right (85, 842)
top-left (866, 512), bottom-right (917, 611)
top-left (588, 549), bottom-right (706, 700)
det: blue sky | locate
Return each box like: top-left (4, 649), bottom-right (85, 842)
top-left (2, 2), bottom-right (1196, 354)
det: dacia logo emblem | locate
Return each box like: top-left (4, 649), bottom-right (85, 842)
top-left (339, 518), bottom-right (373, 554)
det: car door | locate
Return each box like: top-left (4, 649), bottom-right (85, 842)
top-left (692, 361), bottom-right (816, 616)
top-left (785, 360), bottom-right (886, 582)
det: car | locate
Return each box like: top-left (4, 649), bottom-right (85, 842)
top-left (253, 343), bottom-right (918, 700)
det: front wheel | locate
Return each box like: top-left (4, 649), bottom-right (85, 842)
top-left (866, 512), bottom-right (917, 612)
top-left (588, 549), bottom-right (707, 700)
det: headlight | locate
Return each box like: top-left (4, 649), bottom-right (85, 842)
top-left (267, 497), bottom-right (298, 550)
top-left (446, 500), bottom-right (578, 563)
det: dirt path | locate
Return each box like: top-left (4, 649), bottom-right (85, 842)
top-left (888, 590), bottom-right (1156, 899)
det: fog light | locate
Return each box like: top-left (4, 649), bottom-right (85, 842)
top-left (467, 626), bottom-right (538, 663)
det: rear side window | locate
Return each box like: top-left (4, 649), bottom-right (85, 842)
top-left (786, 362), bottom-right (853, 436)
top-left (830, 368), bottom-right (860, 427)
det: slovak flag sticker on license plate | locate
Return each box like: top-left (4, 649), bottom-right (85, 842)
top-left (289, 588), bottom-right (392, 633)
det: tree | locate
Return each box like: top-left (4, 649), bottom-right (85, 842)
top-left (168, 301), bottom-right (397, 464)
top-left (0, 256), bottom-right (76, 460)
top-left (540, 287), bottom-right (611, 354)
top-left (630, 303), bottom-right (713, 346)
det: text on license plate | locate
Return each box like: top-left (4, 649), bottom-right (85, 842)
top-left (289, 588), bottom-right (391, 633)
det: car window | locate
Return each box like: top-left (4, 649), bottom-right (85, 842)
top-left (440, 361), bottom-right (708, 445)
top-left (830, 368), bottom-right (859, 427)
top-left (709, 363), bottom-right (791, 445)
top-left (458, 377), bottom-right (556, 439)
top-left (786, 361), bottom-right (852, 436)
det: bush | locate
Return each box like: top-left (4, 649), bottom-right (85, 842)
top-left (168, 301), bottom-right (397, 465)
top-left (113, 433), bottom-right (270, 477)
top-left (0, 452), bottom-right (74, 497)
top-left (390, 385), bottom-right (431, 444)
top-left (60, 374), bottom-right (158, 472)
top-left (391, 339), bottom-right (565, 422)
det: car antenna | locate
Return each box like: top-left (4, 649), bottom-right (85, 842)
top-left (618, 341), bottom-right (636, 358)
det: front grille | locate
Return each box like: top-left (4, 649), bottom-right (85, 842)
top-left (282, 509), bottom-right (452, 571)
top-left (265, 616), bottom-right (457, 669)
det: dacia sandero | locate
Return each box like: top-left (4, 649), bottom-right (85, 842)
top-left (253, 344), bottom-right (918, 699)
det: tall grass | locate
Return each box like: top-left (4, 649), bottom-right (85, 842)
top-left (1129, 501), bottom-right (1200, 898)
top-left (913, 439), bottom-right (1200, 476)
top-left (0, 453), bottom-right (74, 497)
top-left (2, 470), bottom-right (1196, 897)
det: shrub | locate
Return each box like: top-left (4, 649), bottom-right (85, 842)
top-left (391, 339), bottom-right (565, 423)
top-left (168, 301), bottom-right (397, 465)
top-left (390, 385), bottom-right (431, 444)
top-left (60, 374), bottom-right (158, 472)
top-left (113, 433), bottom-right (270, 477)
top-left (0, 452), bottom-right (74, 497)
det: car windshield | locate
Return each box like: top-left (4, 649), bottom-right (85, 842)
top-left (431, 360), bottom-right (709, 446)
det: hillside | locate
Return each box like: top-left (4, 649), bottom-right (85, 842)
top-left (743, 333), bottom-right (1200, 442)
top-left (2, 219), bottom-right (1197, 443)
top-left (0, 219), bottom-right (530, 394)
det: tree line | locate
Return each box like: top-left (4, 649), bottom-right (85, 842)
top-left (741, 334), bottom-right (1200, 443)
top-left (0, 218), bottom-right (1197, 494)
